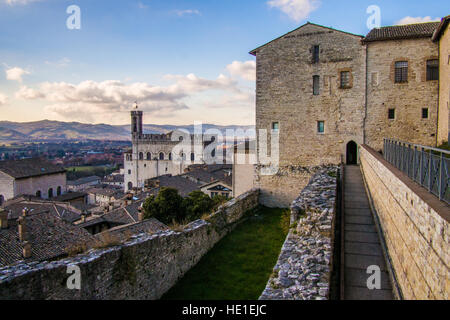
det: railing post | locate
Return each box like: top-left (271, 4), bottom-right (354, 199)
top-left (413, 146), bottom-right (417, 182)
top-left (420, 147), bottom-right (424, 185)
top-left (428, 149), bottom-right (432, 192)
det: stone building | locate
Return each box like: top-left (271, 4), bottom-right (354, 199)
top-left (433, 16), bottom-right (450, 144)
top-left (364, 23), bottom-right (440, 151)
top-left (0, 158), bottom-right (67, 205)
top-left (124, 108), bottom-right (216, 192)
top-left (250, 20), bottom-right (446, 207)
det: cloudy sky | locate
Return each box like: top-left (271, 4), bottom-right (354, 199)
top-left (0, 0), bottom-right (448, 126)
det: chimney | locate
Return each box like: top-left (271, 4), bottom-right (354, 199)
top-left (109, 203), bottom-right (114, 211)
top-left (155, 180), bottom-right (160, 188)
top-left (23, 241), bottom-right (31, 259)
top-left (138, 206), bottom-right (144, 222)
top-left (18, 217), bottom-right (27, 242)
top-left (0, 209), bottom-right (8, 229)
top-left (22, 208), bottom-right (29, 217)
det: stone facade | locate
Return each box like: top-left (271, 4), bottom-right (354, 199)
top-left (360, 145), bottom-right (449, 300)
top-left (252, 23), bottom-right (366, 168)
top-left (365, 38), bottom-right (439, 151)
top-left (250, 22), bottom-right (442, 207)
top-left (435, 19), bottom-right (450, 144)
top-left (0, 189), bottom-right (259, 300)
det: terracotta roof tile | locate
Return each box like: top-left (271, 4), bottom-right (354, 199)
top-left (364, 22), bottom-right (440, 42)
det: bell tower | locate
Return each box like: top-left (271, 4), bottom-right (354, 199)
top-left (131, 102), bottom-right (143, 138)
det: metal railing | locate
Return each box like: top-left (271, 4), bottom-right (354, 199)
top-left (384, 139), bottom-right (450, 204)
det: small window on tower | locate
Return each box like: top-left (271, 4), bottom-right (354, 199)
top-left (388, 109), bottom-right (396, 120)
top-left (317, 121), bottom-right (325, 134)
top-left (272, 122), bottom-right (279, 132)
top-left (313, 75), bottom-right (320, 95)
top-left (313, 45), bottom-right (320, 63)
top-left (422, 108), bottom-right (429, 119)
top-left (340, 71), bottom-right (351, 89)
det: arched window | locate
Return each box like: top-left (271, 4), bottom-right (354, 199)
top-left (0, 195), bottom-right (4, 206)
top-left (169, 153), bottom-right (172, 161)
top-left (128, 182), bottom-right (133, 190)
top-left (36, 190), bottom-right (41, 198)
top-left (48, 188), bottom-right (54, 199)
top-left (159, 152), bottom-right (165, 160)
top-left (211, 149), bottom-right (216, 157)
top-left (57, 186), bottom-right (62, 196)
top-left (146, 152), bottom-right (151, 160)
top-left (191, 153), bottom-right (195, 161)
top-left (139, 152), bottom-right (144, 160)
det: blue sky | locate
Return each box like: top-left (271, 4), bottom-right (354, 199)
top-left (0, 0), bottom-right (448, 125)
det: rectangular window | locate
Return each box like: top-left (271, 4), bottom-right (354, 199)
top-left (313, 45), bottom-right (320, 63)
top-left (340, 71), bottom-right (351, 88)
top-left (272, 122), bottom-right (279, 131)
top-left (313, 75), bottom-right (320, 95)
top-left (422, 108), bottom-right (429, 119)
top-left (426, 59), bottom-right (439, 81)
top-left (388, 109), bottom-right (396, 120)
top-left (317, 121), bottom-right (325, 133)
top-left (395, 61), bottom-right (408, 83)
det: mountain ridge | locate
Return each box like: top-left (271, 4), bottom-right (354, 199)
top-left (0, 120), bottom-right (255, 142)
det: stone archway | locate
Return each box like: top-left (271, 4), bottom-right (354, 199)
top-left (346, 141), bottom-right (358, 165)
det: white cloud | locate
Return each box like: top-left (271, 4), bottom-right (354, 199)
top-left (5, 67), bottom-right (30, 83)
top-left (45, 57), bottom-right (71, 68)
top-left (137, 2), bottom-right (148, 9)
top-left (395, 16), bottom-right (441, 25)
top-left (15, 73), bottom-right (253, 123)
top-left (0, 92), bottom-right (8, 106)
top-left (267, 0), bottom-right (320, 23)
top-left (174, 9), bottom-right (201, 17)
top-left (3, 0), bottom-right (40, 5)
top-left (226, 61), bottom-right (256, 81)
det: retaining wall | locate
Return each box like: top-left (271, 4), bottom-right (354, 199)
top-left (0, 189), bottom-right (259, 300)
top-left (360, 145), bottom-right (449, 300)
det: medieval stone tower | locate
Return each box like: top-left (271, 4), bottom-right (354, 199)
top-left (124, 106), bottom-right (217, 192)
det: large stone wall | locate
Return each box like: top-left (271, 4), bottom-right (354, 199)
top-left (259, 167), bottom-right (338, 300)
top-left (0, 190), bottom-right (259, 300)
top-left (365, 38), bottom-right (439, 151)
top-left (360, 145), bottom-right (449, 299)
top-left (254, 23), bottom-right (366, 168)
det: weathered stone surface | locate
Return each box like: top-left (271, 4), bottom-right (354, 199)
top-left (360, 145), bottom-right (449, 300)
top-left (259, 167), bottom-right (337, 300)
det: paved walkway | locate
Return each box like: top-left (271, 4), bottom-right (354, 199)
top-left (343, 166), bottom-right (394, 300)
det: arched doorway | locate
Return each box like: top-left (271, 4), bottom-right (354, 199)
top-left (346, 141), bottom-right (358, 165)
top-left (128, 182), bottom-right (133, 190)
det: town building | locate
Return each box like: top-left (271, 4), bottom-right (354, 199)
top-left (102, 174), bottom-right (124, 188)
top-left (250, 20), bottom-right (447, 207)
top-left (124, 108), bottom-right (217, 192)
top-left (0, 158), bottom-right (66, 205)
top-left (67, 176), bottom-right (101, 192)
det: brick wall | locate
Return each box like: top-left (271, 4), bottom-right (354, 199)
top-left (0, 189), bottom-right (259, 300)
top-left (360, 145), bottom-right (449, 299)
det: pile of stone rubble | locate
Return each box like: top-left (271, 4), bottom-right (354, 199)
top-left (259, 166), bottom-right (338, 300)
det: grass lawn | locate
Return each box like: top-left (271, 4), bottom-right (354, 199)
top-left (161, 206), bottom-right (290, 300)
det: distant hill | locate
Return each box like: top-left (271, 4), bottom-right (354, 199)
top-left (0, 120), bottom-right (254, 142)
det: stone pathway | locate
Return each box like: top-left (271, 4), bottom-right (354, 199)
top-left (343, 166), bottom-right (394, 300)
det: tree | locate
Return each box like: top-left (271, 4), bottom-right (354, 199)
top-left (143, 187), bottom-right (185, 224)
top-left (183, 190), bottom-right (214, 221)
